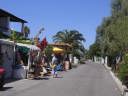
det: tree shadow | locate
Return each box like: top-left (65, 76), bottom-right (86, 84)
top-left (5, 79), bottom-right (21, 84)
top-left (0, 87), bottom-right (13, 91)
top-left (53, 76), bottom-right (63, 79)
top-left (31, 77), bottom-right (50, 80)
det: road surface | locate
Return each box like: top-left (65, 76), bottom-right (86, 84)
top-left (0, 61), bottom-right (121, 96)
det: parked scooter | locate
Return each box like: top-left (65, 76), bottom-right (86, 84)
top-left (0, 66), bottom-right (5, 88)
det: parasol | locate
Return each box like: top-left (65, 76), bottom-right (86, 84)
top-left (53, 47), bottom-right (64, 53)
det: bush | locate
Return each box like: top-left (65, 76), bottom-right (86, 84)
top-left (118, 62), bottom-right (128, 81)
top-left (118, 53), bottom-right (128, 87)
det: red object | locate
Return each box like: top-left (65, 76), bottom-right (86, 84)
top-left (40, 37), bottom-right (48, 50)
top-left (36, 37), bottom-right (48, 50)
top-left (0, 67), bottom-right (5, 75)
top-left (41, 37), bottom-right (48, 47)
top-left (37, 43), bottom-right (41, 49)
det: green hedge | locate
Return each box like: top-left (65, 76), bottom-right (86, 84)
top-left (118, 63), bottom-right (128, 81)
top-left (118, 54), bottom-right (128, 82)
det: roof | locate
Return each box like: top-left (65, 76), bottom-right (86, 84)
top-left (0, 9), bottom-right (27, 23)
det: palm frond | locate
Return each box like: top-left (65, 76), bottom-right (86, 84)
top-left (53, 29), bottom-right (86, 58)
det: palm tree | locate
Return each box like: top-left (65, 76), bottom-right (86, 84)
top-left (23, 26), bottom-right (30, 38)
top-left (53, 30), bottom-right (85, 59)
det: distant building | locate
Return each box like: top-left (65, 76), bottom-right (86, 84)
top-left (0, 9), bottom-right (27, 37)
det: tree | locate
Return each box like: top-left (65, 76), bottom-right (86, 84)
top-left (23, 26), bottom-right (30, 38)
top-left (10, 30), bottom-right (18, 41)
top-left (112, 0), bottom-right (128, 17)
top-left (91, 0), bottom-right (128, 66)
top-left (95, 17), bottom-right (114, 57)
top-left (88, 43), bottom-right (101, 58)
top-left (53, 30), bottom-right (85, 59)
top-left (44, 45), bottom-right (53, 63)
top-left (87, 0), bottom-right (128, 83)
top-left (112, 0), bottom-right (122, 17)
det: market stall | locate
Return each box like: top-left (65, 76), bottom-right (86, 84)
top-left (14, 43), bottom-right (41, 79)
top-left (0, 39), bottom-right (41, 79)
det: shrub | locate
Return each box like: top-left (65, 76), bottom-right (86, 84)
top-left (118, 53), bottom-right (128, 87)
top-left (118, 62), bottom-right (128, 81)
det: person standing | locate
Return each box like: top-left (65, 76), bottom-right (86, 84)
top-left (64, 55), bottom-right (70, 71)
top-left (51, 54), bottom-right (58, 78)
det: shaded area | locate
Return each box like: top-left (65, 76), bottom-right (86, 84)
top-left (0, 87), bottom-right (13, 91)
top-left (31, 77), bottom-right (50, 80)
top-left (5, 78), bottom-right (21, 84)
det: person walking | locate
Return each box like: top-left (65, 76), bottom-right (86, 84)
top-left (51, 54), bottom-right (58, 78)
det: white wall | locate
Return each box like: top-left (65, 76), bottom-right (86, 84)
top-left (93, 56), bottom-right (108, 65)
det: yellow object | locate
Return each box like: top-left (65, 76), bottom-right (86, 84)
top-left (50, 64), bottom-right (56, 69)
top-left (53, 47), bottom-right (64, 53)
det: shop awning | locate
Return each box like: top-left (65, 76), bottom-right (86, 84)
top-left (0, 39), bottom-right (40, 51)
top-left (0, 39), bottom-right (14, 45)
top-left (17, 43), bottom-right (40, 51)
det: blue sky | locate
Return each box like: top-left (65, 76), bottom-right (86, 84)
top-left (0, 0), bottom-right (111, 48)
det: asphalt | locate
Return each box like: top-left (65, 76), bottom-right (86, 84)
top-left (0, 61), bottom-right (121, 96)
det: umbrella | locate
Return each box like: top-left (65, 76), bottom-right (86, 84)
top-left (53, 47), bottom-right (64, 53)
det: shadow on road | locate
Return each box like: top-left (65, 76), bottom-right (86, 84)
top-left (5, 78), bottom-right (21, 84)
top-left (0, 87), bottom-right (13, 91)
top-left (53, 76), bottom-right (63, 79)
top-left (31, 77), bottom-right (50, 80)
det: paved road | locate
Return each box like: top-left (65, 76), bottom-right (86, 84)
top-left (0, 62), bottom-right (121, 96)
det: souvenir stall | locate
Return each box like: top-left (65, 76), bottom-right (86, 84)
top-left (27, 49), bottom-right (41, 78)
top-left (13, 43), bottom-right (41, 79)
top-left (0, 39), bottom-right (41, 79)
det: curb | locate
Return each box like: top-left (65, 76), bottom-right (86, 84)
top-left (109, 71), bottom-right (124, 93)
top-left (103, 64), bottom-right (127, 96)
